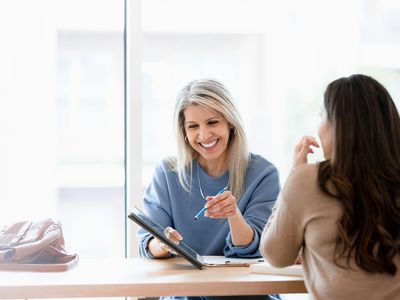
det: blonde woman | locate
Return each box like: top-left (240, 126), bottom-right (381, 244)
top-left (138, 79), bottom-right (280, 300)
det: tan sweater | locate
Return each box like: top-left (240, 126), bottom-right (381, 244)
top-left (260, 164), bottom-right (400, 300)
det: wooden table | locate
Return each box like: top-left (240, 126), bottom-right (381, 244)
top-left (0, 258), bottom-right (306, 299)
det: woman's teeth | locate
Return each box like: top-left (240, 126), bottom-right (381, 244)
top-left (200, 139), bottom-right (218, 148)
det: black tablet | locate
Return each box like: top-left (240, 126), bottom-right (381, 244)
top-left (128, 206), bottom-right (204, 269)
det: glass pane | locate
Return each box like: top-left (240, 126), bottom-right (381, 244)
top-left (0, 0), bottom-right (125, 259)
top-left (142, 0), bottom-right (400, 184)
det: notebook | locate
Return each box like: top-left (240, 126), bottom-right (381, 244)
top-left (128, 206), bottom-right (264, 269)
top-left (250, 262), bottom-right (303, 276)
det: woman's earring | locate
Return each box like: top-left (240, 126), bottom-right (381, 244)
top-left (184, 136), bottom-right (189, 143)
top-left (230, 127), bottom-right (237, 136)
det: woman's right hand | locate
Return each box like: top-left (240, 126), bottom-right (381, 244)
top-left (293, 136), bottom-right (320, 168)
top-left (148, 227), bottom-right (183, 258)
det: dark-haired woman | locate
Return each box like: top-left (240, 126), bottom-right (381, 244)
top-left (260, 74), bottom-right (400, 299)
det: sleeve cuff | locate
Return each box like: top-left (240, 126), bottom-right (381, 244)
top-left (224, 228), bottom-right (261, 258)
top-left (140, 235), bottom-right (173, 259)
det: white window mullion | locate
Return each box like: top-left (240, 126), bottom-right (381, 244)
top-left (126, 0), bottom-right (143, 258)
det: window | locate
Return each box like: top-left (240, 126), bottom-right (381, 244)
top-left (1, 0), bottom-right (400, 267)
top-left (0, 0), bottom-right (125, 259)
top-left (142, 0), bottom-right (400, 184)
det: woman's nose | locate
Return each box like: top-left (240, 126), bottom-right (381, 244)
top-left (198, 126), bottom-right (211, 140)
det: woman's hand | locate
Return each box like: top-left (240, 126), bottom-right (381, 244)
top-left (163, 227), bottom-right (183, 244)
top-left (205, 190), bottom-right (254, 246)
top-left (148, 227), bottom-right (183, 258)
top-left (204, 191), bottom-right (238, 219)
top-left (293, 136), bottom-right (320, 168)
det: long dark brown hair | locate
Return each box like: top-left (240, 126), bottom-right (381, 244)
top-left (318, 74), bottom-right (400, 275)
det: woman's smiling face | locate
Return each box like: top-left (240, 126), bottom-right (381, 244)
top-left (183, 104), bottom-right (230, 166)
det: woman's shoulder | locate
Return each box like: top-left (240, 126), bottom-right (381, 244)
top-left (281, 163), bottom-right (339, 217)
top-left (154, 156), bottom-right (178, 174)
top-left (283, 163), bottom-right (319, 195)
top-left (290, 163), bottom-right (319, 179)
top-left (248, 153), bottom-right (278, 175)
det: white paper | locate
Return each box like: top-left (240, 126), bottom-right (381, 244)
top-left (202, 255), bottom-right (265, 266)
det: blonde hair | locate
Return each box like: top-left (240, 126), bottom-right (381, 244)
top-left (170, 79), bottom-right (249, 200)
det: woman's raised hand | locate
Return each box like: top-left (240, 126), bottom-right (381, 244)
top-left (293, 136), bottom-right (320, 168)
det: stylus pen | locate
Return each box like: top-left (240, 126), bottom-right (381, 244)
top-left (194, 186), bottom-right (228, 220)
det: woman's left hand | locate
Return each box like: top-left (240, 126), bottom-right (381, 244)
top-left (293, 135), bottom-right (320, 168)
top-left (204, 191), bottom-right (238, 219)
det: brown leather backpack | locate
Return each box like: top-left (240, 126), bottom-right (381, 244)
top-left (0, 218), bottom-right (78, 271)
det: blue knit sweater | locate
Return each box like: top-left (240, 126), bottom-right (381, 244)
top-left (137, 153), bottom-right (280, 300)
top-left (138, 153), bottom-right (280, 259)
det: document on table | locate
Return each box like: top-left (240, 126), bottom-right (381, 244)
top-left (202, 256), bottom-right (265, 267)
top-left (250, 262), bottom-right (303, 276)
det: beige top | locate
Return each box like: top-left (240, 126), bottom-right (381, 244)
top-left (260, 164), bottom-right (400, 300)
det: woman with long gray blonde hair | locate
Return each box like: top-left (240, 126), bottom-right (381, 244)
top-left (138, 79), bottom-right (280, 300)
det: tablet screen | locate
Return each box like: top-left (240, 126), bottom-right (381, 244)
top-left (128, 206), bottom-right (203, 269)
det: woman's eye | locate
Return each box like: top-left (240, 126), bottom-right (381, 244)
top-left (187, 124), bottom-right (198, 129)
top-left (208, 120), bottom-right (218, 125)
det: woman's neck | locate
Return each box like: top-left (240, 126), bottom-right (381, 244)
top-left (198, 157), bottom-right (228, 177)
